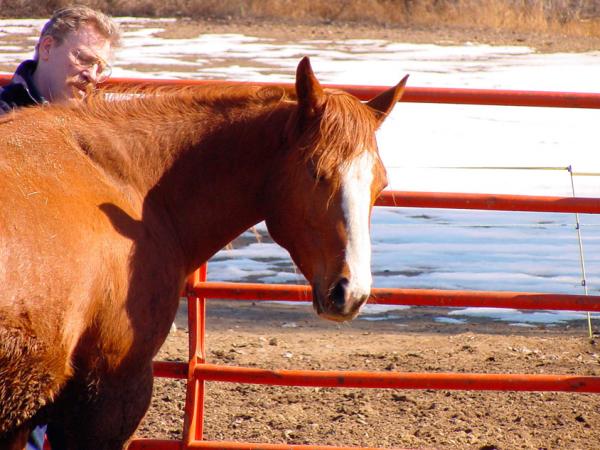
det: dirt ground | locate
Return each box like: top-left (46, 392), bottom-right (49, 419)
top-left (135, 299), bottom-right (600, 449)
top-left (129, 18), bottom-right (600, 450)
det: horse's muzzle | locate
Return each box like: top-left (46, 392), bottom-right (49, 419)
top-left (313, 277), bottom-right (370, 322)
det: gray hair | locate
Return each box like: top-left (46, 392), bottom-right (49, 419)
top-left (35, 6), bottom-right (120, 59)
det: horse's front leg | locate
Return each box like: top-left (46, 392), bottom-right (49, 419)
top-left (52, 363), bottom-right (154, 450)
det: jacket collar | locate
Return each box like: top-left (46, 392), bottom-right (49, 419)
top-left (11, 60), bottom-right (47, 105)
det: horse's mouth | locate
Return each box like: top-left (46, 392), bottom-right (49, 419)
top-left (312, 282), bottom-right (368, 322)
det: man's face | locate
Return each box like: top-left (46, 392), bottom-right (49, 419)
top-left (36, 24), bottom-right (112, 102)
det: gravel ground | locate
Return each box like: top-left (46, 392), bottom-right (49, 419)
top-left (136, 299), bottom-right (600, 449)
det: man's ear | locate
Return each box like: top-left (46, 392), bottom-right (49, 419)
top-left (37, 35), bottom-right (55, 61)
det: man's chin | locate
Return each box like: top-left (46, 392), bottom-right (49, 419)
top-left (69, 84), bottom-right (90, 100)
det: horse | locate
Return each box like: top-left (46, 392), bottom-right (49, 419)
top-left (0, 57), bottom-right (407, 449)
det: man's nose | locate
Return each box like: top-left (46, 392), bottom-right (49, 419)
top-left (82, 65), bottom-right (100, 83)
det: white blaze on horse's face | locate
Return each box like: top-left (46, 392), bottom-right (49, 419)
top-left (339, 151), bottom-right (375, 309)
top-left (313, 149), bottom-right (383, 323)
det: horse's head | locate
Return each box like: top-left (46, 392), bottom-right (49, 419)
top-left (265, 57), bottom-right (408, 322)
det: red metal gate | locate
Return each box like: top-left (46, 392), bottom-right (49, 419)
top-left (133, 82), bottom-right (600, 450)
top-left (106, 81), bottom-right (600, 450)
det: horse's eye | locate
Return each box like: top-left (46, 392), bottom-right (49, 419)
top-left (307, 160), bottom-right (325, 183)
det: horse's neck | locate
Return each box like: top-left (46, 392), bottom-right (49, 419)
top-left (80, 99), bottom-right (289, 272)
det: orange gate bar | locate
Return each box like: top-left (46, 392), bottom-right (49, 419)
top-left (376, 191), bottom-right (600, 213)
top-left (187, 441), bottom-right (410, 450)
top-left (192, 281), bottom-right (600, 312)
top-left (104, 78), bottom-right (600, 108)
top-left (103, 77), bottom-right (600, 108)
top-left (152, 358), bottom-right (600, 392)
top-left (194, 364), bottom-right (600, 392)
top-left (130, 440), bottom-right (411, 450)
top-left (190, 282), bottom-right (600, 311)
top-left (2, 73), bottom-right (600, 108)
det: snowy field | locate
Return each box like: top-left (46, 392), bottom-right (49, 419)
top-left (1, 18), bottom-right (599, 325)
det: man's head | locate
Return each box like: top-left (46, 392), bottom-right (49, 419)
top-left (33, 6), bottom-right (120, 102)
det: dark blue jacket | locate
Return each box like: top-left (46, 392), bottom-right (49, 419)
top-left (0, 60), bottom-right (47, 114)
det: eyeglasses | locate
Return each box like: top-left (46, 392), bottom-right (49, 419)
top-left (71, 48), bottom-right (112, 83)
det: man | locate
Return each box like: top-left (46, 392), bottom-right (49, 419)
top-left (0, 7), bottom-right (120, 449)
top-left (0, 5), bottom-right (120, 113)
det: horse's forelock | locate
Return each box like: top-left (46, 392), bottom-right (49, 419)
top-left (302, 90), bottom-right (379, 183)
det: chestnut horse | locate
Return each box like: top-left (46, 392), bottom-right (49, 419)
top-left (0, 57), bottom-right (407, 449)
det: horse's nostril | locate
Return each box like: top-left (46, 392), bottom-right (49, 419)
top-left (330, 277), bottom-right (350, 307)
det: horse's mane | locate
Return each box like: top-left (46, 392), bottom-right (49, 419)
top-left (5, 84), bottom-right (379, 188)
top-left (92, 85), bottom-right (377, 176)
top-left (42, 85), bottom-right (293, 191)
top-left (75, 84), bottom-right (292, 123)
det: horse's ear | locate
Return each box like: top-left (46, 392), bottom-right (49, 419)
top-left (366, 75), bottom-right (409, 126)
top-left (295, 56), bottom-right (325, 119)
